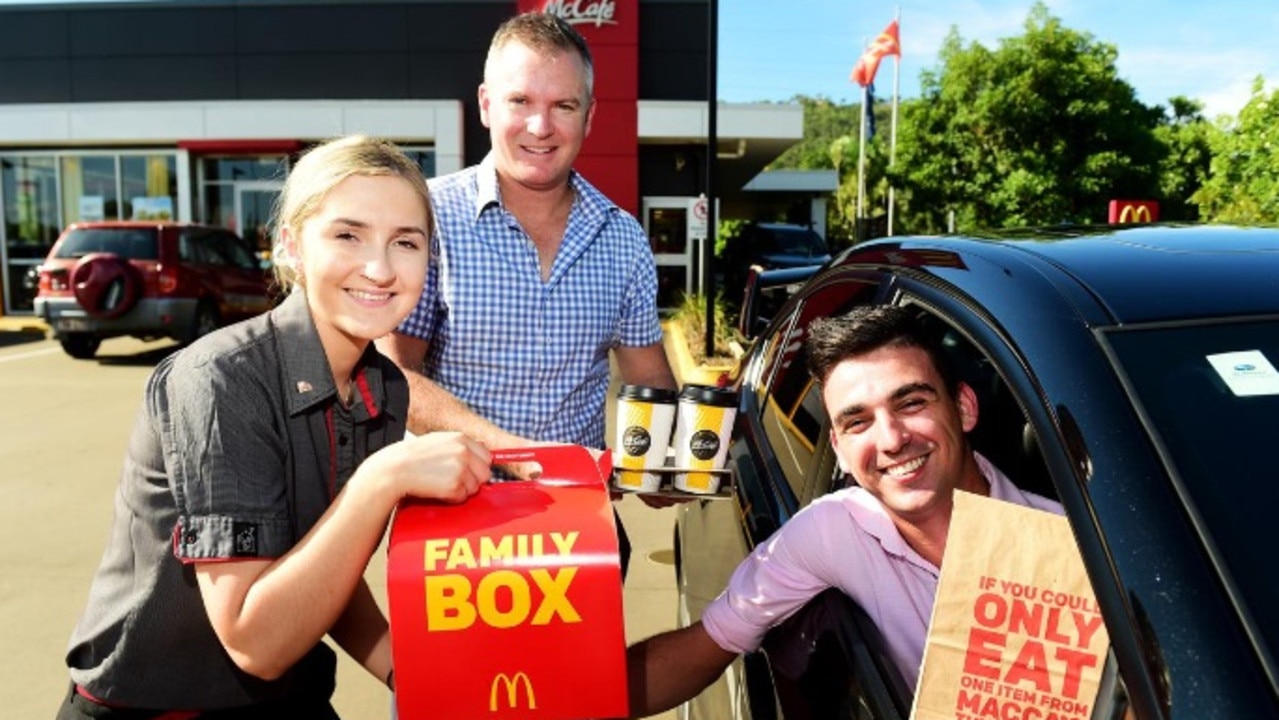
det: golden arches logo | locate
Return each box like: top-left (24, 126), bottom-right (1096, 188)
top-left (489, 671), bottom-right (537, 712)
top-left (1118, 204), bottom-right (1153, 223)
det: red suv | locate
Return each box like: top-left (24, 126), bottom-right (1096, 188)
top-left (34, 221), bottom-right (276, 359)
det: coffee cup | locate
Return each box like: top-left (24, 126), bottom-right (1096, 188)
top-left (613, 384), bottom-right (678, 492)
top-left (672, 384), bottom-right (738, 494)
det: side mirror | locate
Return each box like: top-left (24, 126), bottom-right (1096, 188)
top-left (737, 265), bottom-right (823, 341)
top-left (736, 264), bottom-right (766, 340)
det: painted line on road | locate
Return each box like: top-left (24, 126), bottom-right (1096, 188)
top-left (0, 346), bottom-right (59, 364)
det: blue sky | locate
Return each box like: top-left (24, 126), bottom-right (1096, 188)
top-left (719, 0), bottom-right (1279, 119)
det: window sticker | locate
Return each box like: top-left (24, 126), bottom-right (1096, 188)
top-left (1206, 350), bottom-right (1279, 397)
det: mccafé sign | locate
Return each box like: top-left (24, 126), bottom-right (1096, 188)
top-left (387, 446), bottom-right (628, 719)
top-left (542, 0), bottom-right (617, 27)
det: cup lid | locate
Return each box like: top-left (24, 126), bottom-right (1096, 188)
top-left (678, 384), bottom-right (738, 407)
top-left (618, 384), bottom-right (679, 403)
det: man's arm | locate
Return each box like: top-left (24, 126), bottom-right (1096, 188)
top-left (614, 342), bottom-right (677, 391)
top-left (377, 332), bottom-right (528, 446)
top-left (626, 622), bottom-right (737, 717)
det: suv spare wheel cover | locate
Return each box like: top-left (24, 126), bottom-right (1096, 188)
top-left (72, 252), bottom-right (142, 320)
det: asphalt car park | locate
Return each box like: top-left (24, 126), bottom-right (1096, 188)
top-left (675, 224), bottom-right (1279, 719)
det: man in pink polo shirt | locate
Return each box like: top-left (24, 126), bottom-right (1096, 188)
top-left (625, 305), bottom-right (1061, 715)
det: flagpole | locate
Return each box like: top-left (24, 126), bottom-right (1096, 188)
top-left (856, 79), bottom-right (867, 239)
top-left (887, 7), bottom-right (900, 236)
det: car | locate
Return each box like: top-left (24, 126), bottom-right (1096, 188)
top-left (674, 224), bottom-right (1279, 719)
top-left (721, 222), bottom-right (831, 300)
top-left (34, 221), bottom-right (276, 359)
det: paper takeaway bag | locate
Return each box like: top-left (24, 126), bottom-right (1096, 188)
top-left (387, 446), bottom-right (627, 720)
top-left (910, 491), bottom-right (1109, 720)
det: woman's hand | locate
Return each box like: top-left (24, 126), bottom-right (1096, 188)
top-left (365, 431), bottom-right (491, 504)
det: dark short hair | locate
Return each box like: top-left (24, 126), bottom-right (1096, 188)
top-left (804, 305), bottom-right (959, 394)
top-left (487, 11), bottom-right (595, 99)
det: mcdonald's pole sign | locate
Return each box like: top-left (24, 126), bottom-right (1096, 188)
top-left (1108, 199), bottom-right (1159, 224)
top-left (387, 446), bottom-right (629, 719)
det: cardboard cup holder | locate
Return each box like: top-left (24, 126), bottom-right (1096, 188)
top-left (609, 455), bottom-right (735, 500)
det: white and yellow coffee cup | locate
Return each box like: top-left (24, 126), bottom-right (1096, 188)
top-left (613, 384), bottom-right (678, 492)
top-left (672, 385), bottom-right (738, 494)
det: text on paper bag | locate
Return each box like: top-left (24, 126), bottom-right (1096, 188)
top-left (958, 575), bottom-right (1104, 719)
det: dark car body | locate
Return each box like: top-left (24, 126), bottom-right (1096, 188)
top-left (34, 221), bottom-right (275, 358)
top-left (721, 222), bottom-right (831, 296)
top-left (675, 224), bottom-right (1279, 719)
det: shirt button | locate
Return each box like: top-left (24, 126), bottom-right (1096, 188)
top-left (338, 434), bottom-right (350, 447)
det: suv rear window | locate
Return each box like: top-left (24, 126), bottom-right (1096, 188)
top-left (54, 228), bottom-right (158, 260)
top-left (765, 227), bottom-right (826, 256)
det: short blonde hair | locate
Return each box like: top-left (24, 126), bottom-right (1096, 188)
top-left (271, 135), bottom-right (431, 289)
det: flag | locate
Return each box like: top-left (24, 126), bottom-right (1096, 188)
top-left (865, 82), bottom-right (877, 141)
top-left (850, 20), bottom-right (900, 88)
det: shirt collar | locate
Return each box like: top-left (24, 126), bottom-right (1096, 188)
top-left (273, 290), bottom-right (389, 420)
top-left (846, 451), bottom-right (1011, 570)
top-left (472, 152), bottom-right (618, 225)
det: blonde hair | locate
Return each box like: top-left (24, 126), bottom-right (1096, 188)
top-left (271, 135), bottom-right (431, 289)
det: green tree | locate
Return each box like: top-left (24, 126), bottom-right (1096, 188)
top-left (1192, 77), bottom-right (1279, 224)
top-left (893, 3), bottom-right (1163, 232)
top-left (1153, 96), bottom-right (1216, 221)
top-left (770, 95), bottom-right (859, 170)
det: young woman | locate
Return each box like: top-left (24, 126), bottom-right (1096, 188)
top-left (58, 135), bottom-right (491, 719)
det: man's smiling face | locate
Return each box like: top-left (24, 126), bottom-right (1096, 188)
top-left (825, 343), bottom-right (980, 524)
top-left (479, 40), bottom-right (594, 195)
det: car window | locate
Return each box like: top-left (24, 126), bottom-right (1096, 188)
top-left (211, 231), bottom-right (258, 270)
top-left (180, 229), bottom-right (212, 264)
top-left (1102, 317), bottom-right (1279, 662)
top-left (55, 228), bottom-right (158, 260)
top-left (767, 227), bottom-right (827, 256)
top-left (900, 300), bottom-right (1056, 502)
top-left (758, 279), bottom-right (880, 501)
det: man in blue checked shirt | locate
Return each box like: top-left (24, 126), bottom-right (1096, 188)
top-left (377, 13), bottom-right (677, 574)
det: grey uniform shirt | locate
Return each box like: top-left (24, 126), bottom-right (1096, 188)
top-left (65, 291), bottom-right (408, 710)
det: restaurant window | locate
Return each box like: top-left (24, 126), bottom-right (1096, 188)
top-left (122, 155), bottom-right (177, 220)
top-left (3, 156), bottom-right (60, 312)
top-left (61, 156), bottom-right (119, 224)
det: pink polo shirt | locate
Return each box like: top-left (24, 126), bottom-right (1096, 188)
top-left (700, 454), bottom-right (1062, 692)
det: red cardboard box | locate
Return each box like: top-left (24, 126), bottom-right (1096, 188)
top-left (387, 446), bottom-right (628, 719)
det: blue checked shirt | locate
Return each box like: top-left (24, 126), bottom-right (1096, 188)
top-left (397, 154), bottom-right (664, 449)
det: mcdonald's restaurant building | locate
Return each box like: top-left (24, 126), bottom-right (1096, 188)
top-left (0, 0), bottom-right (816, 317)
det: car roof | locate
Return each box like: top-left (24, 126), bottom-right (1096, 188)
top-left (837, 224), bottom-right (1279, 326)
top-left (66, 221), bottom-right (200, 230)
top-left (755, 222), bottom-right (817, 232)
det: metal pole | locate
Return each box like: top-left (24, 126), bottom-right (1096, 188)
top-left (704, 0), bottom-right (718, 360)
top-left (855, 81), bottom-right (867, 240)
top-left (887, 8), bottom-right (901, 236)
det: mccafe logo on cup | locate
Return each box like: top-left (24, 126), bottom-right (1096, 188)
top-left (689, 430), bottom-right (720, 460)
top-left (622, 426), bottom-right (652, 457)
top-left (613, 385), bottom-right (678, 492)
